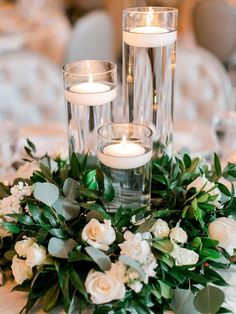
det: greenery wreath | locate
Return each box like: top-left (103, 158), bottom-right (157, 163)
top-left (0, 140), bottom-right (236, 314)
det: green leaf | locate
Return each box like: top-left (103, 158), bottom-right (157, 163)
top-left (63, 178), bottom-right (80, 200)
top-left (158, 280), bottom-right (173, 299)
top-left (2, 222), bottom-right (20, 233)
top-left (33, 182), bottom-right (59, 206)
top-left (79, 203), bottom-right (111, 220)
top-left (203, 268), bottom-right (228, 286)
top-left (42, 284), bottom-right (60, 312)
top-left (6, 213), bottom-right (33, 225)
top-left (194, 285), bottom-right (225, 314)
top-left (28, 201), bottom-right (41, 221)
top-left (39, 162), bottom-right (53, 181)
top-left (85, 246), bottom-right (111, 271)
top-left (68, 251), bottom-right (92, 262)
top-left (217, 183), bottom-right (231, 197)
top-left (69, 269), bottom-right (88, 298)
top-left (152, 239), bottom-right (174, 253)
top-left (70, 153), bottom-right (82, 179)
top-left (48, 228), bottom-right (68, 239)
top-left (183, 154), bottom-right (192, 168)
top-left (214, 153), bottom-right (222, 178)
top-left (171, 289), bottom-right (198, 314)
top-left (48, 237), bottom-right (77, 258)
top-left (53, 197), bottom-right (80, 221)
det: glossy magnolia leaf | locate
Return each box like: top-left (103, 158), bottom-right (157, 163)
top-left (193, 285), bottom-right (225, 314)
top-left (33, 182), bottom-right (59, 206)
top-left (85, 246), bottom-right (111, 271)
top-left (48, 237), bottom-right (77, 259)
top-left (170, 289), bottom-right (199, 314)
top-left (53, 196), bottom-right (80, 221)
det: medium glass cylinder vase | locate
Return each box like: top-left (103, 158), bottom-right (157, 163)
top-left (63, 60), bottom-right (117, 160)
top-left (122, 7), bottom-right (178, 157)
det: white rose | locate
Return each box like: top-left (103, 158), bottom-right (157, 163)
top-left (11, 256), bottom-right (33, 284)
top-left (10, 182), bottom-right (32, 198)
top-left (85, 270), bottom-right (126, 304)
top-left (119, 231), bottom-right (151, 264)
top-left (170, 226), bottom-right (188, 244)
top-left (171, 244), bottom-right (199, 266)
top-left (188, 176), bottom-right (221, 207)
top-left (151, 219), bottom-right (170, 238)
top-left (14, 161), bottom-right (40, 180)
top-left (15, 237), bottom-right (34, 257)
top-left (26, 242), bottom-right (47, 267)
top-left (0, 195), bottom-right (22, 221)
top-left (82, 219), bottom-right (116, 251)
top-left (164, 311), bottom-right (175, 314)
top-left (208, 217), bottom-right (236, 255)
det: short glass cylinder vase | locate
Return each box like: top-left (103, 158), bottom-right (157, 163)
top-left (122, 7), bottom-right (178, 157)
top-left (97, 123), bottom-right (153, 210)
top-left (63, 60), bottom-right (117, 161)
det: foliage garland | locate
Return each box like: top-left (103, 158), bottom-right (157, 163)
top-left (0, 141), bottom-right (236, 314)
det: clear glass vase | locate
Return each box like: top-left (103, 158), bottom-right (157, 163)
top-left (63, 60), bottom-right (117, 163)
top-left (122, 7), bottom-right (178, 157)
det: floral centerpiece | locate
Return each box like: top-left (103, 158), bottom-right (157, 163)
top-left (0, 141), bottom-right (236, 314)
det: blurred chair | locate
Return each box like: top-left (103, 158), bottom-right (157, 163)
top-left (174, 45), bottom-right (233, 155)
top-left (192, 0), bottom-right (236, 64)
top-left (64, 10), bottom-right (115, 64)
top-left (0, 51), bottom-right (65, 125)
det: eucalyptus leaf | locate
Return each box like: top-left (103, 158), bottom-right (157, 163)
top-left (119, 255), bottom-right (145, 279)
top-left (63, 178), bottom-right (81, 200)
top-left (48, 237), bottom-right (77, 259)
top-left (171, 289), bottom-right (199, 314)
top-left (85, 246), bottom-right (111, 271)
top-left (53, 196), bottom-right (80, 221)
top-left (33, 182), bottom-right (59, 206)
top-left (193, 285), bottom-right (225, 314)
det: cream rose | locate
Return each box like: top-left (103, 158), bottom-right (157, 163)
top-left (85, 270), bottom-right (126, 304)
top-left (208, 217), bottom-right (236, 255)
top-left (26, 242), bottom-right (47, 267)
top-left (170, 226), bottom-right (188, 244)
top-left (170, 244), bottom-right (199, 266)
top-left (82, 219), bottom-right (116, 251)
top-left (151, 219), bottom-right (170, 238)
top-left (15, 237), bottom-right (47, 267)
top-left (11, 256), bottom-right (33, 284)
top-left (15, 237), bottom-right (34, 257)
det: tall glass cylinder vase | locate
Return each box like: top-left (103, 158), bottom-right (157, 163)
top-left (63, 60), bottom-right (117, 162)
top-left (122, 7), bottom-right (178, 157)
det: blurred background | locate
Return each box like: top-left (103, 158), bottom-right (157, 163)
top-left (1, 0), bottom-right (236, 175)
